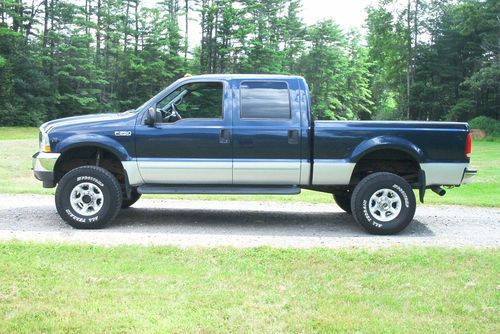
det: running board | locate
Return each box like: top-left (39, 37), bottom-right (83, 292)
top-left (137, 185), bottom-right (301, 195)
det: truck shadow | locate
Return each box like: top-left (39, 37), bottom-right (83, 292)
top-left (110, 207), bottom-right (434, 237)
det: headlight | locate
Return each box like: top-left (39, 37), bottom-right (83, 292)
top-left (39, 127), bottom-right (51, 152)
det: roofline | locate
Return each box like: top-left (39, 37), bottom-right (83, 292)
top-left (180, 73), bottom-right (304, 80)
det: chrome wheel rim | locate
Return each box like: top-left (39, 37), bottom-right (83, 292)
top-left (368, 188), bottom-right (402, 222)
top-left (70, 182), bottom-right (104, 216)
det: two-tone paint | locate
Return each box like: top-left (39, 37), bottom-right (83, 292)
top-left (312, 121), bottom-right (470, 186)
top-left (33, 74), bottom-right (475, 193)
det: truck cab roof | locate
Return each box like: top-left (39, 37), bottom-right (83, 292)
top-left (176, 73), bottom-right (305, 82)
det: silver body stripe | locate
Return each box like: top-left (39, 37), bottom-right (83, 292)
top-left (420, 163), bottom-right (468, 186)
top-left (124, 158), bottom-right (470, 187)
top-left (137, 159), bottom-right (232, 184)
top-left (300, 160), bottom-right (311, 185)
top-left (233, 160), bottom-right (300, 184)
top-left (312, 160), bottom-right (356, 185)
top-left (122, 161), bottom-right (144, 186)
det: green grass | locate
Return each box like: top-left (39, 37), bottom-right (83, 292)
top-left (0, 242), bottom-right (498, 333)
top-left (0, 127), bottom-right (498, 206)
top-left (0, 127), bottom-right (39, 140)
top-left (0, 135), bottom-right (53, 195)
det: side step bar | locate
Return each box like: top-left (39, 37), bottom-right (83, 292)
top-left (137, 185), bottom-right (301, 195)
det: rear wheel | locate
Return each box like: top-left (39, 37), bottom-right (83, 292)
top-left (55, 166), bottom-right (122, 229)
top-left (351, 172), bottom-right (416, 235)
top-left (333, 193), bottom-right (352, 213)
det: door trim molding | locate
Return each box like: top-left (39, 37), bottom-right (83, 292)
top-left (137, 158), bottom-right (232, 184)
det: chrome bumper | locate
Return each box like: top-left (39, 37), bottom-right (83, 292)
top-left (461, 168), bottom-right (477, 184)
top-left (32, 152), bottom-right (60, 188)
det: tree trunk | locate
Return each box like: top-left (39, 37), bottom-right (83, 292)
top-left (134, 0), bottom-right (139, 54)
top-left (184, 0), bottom-right (188, 61)
top-left (1, 0), bottom-right (4, 24)
top-left (406, 0), bottom-right (411, 120)
top-left (124, 0), bottom-right (130, 52)
top-left (49, 0), bottom-right (55, 77)
top-left (24, 0), bottom-right (36, 41)
top-left (200, 0), bottom-right (207, 72)
top-left (85, 0), bottom-right (89, 35)
top-left (96, 0), bottom-right (101, 63)
top-left (212, 6), bottom-right (219, 73)
top-left (12, 0), bottom-right (24, 32)
top-left (42, 0), bottom-right (48, 48)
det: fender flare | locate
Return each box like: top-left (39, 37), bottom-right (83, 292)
top-left (350, 135), bottom-right (424, 163)
top-left (55, 134), bottom-right (132, 161)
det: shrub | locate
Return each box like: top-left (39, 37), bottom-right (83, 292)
top-left (469, 116), bottom-right (500, 139)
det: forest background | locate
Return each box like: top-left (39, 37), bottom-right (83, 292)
top-left (0, 0), bottom-right (498, 131)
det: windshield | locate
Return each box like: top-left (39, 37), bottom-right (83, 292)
top-left (131, 80), bottom-right (182, 113)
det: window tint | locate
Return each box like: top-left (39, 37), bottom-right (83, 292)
top-left (157, 82), bottom-right (223, 122)
top-left (240, 81), bottom-right (290, 119)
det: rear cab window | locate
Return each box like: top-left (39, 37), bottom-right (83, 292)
top-left (240, 81), bottom-right (291, 119)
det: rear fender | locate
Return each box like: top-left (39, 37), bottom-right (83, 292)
top-left (350, 136), bottom-right (424, 163)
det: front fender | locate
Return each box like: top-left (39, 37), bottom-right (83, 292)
top-left (350, 136), bottom-right (424, 163)
top-left (55, 134), bottom-right (132, 161)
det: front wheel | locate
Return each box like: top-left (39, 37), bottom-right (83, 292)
top-left (55, 166), bottom-right (123, 229)
top-left (351, 172), bottom-right (416, 235)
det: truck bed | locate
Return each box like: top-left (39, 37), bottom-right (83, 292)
top-left (313, 121), bottom-right (469, 163)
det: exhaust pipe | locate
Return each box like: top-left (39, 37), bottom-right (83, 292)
top-left (431, 186), bottom-right (446, 196)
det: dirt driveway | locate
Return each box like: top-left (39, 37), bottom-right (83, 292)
top-left (0, 194), bottom-right (498, 248)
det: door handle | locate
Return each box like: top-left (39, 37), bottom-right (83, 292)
top-left (219, 129), bottom-right (231, 144)
top-left (288, 130), bottom-right (299, 144)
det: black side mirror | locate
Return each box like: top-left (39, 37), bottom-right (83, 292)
top-left (146, 107), bottom-right (158, 126)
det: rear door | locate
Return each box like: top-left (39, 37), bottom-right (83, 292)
top-left (231, 78), bottom-right (302, 184)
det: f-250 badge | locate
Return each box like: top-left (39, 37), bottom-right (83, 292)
top-left (114, 131), bottom-right (132, 137)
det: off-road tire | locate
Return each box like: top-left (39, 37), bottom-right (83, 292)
top-left (351, 172), bottom-right (416, 235)
top-left (333, 193), bottom-right (352, 214)
top-left (55, 166), bottom-right (122, 229)
top-left (122, 188), bottom-right (141, 209)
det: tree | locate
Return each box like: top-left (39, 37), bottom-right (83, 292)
top-left (299, 20), bottom-right (351, 120)
top-left (0, 0), bottom-right (496, 126)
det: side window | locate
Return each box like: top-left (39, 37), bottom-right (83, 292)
top-left (157, 82), bottom-right (223, 122)
top-left (240, 81), bottom-right (291, 119)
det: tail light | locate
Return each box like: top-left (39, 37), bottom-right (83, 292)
top-left (465, 132), bottom-right (472, 158)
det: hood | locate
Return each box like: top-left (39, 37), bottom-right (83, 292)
top-left (42, 111), bottom-right (137, 133)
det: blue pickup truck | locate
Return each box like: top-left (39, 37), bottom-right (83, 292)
top-left (33, 74), bottom-right (476, 234)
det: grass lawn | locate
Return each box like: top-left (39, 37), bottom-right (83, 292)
top-left (0, 242), bottom-right (498, 333)
top-left (0, 126), bottom-right (39, 140)
top-left (0, 126), bottom-right (498, 207)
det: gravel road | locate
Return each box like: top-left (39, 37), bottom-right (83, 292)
top-left (0, 194), bottom-right (498, 248)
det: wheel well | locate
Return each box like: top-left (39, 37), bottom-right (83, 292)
top-left (350, 149), bottom-right (420, 186)
top-left (54, 146), bottom-right (126, 185)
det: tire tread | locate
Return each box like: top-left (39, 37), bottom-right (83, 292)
top-left (351, 172), bottom-right (416, 235)
top-left (55, 166), bottom-right (122, 229)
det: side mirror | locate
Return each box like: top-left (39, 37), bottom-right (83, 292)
top-left (146, 107), bottom-right (157, 126)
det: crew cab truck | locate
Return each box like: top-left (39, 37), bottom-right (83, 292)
top-left (33, 74), bottom-right (476, 234)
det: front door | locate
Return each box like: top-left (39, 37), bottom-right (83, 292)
top-left (231, 79), bottom-right (302, 184)
top-left (135, 80), bottom-right (232, 184)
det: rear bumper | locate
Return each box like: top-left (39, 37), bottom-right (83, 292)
top-left (32, 152), bottom-right (60, 188)
top-left (461, 168), bottom-right (477, 184)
